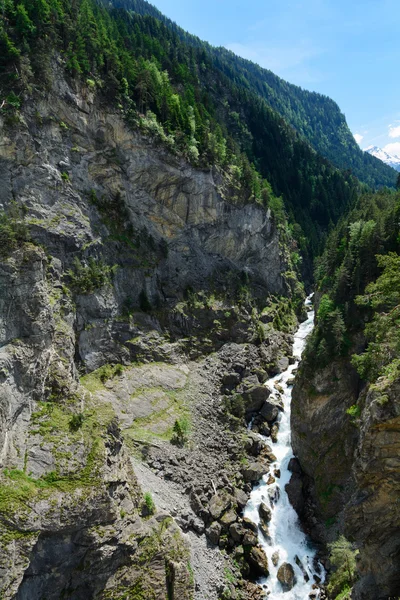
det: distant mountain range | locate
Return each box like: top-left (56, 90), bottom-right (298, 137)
top-left (365, 146), bottom-right (400, 172)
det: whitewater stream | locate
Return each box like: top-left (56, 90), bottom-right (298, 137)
top-left (244, 296), bottom-right (325, 599)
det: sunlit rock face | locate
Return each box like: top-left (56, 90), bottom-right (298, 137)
top-left (0, 63), bottom-right (289, 599)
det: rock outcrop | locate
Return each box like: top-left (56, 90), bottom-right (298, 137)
top-left (0, 62), bottom-right (298, 598)
top-left (292, 356), bottom-right (400, 598)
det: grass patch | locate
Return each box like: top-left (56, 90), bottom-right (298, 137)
top-left (81, 363), bottom-right (124, 393)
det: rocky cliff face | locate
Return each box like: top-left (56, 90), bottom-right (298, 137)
top-left (0, 60), bottom-right (296, 599)
top-left (292, 350), bottom-right (400, 599)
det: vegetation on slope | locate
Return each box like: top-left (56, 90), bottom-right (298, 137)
top-left (0, 0), bottom-right (365, 258)
top-left (304, 187), bottom-right (400, 384)
top-left (110, 0), bottom-right (398, 190)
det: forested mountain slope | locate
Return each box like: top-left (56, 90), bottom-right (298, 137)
top-left (1, 0), bottom-right (365, 257)
top-left (292, 189), bottom-right (400, 599)
top-left (110, 0), bottom-right (398, 190)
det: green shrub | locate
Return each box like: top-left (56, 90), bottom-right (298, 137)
top-left (6, 91), bottom-right (21, 109)
top-left (69, 413), bottom-right (84, 431)
top-left (96, 363), bottom-right (123, 383)
top-left (346, 405), bottom-right (361, 419)
top-left (67, 257), bottom-right (117, 294)
top-left (171, 417), bottom-right (190, 446)
top-left (0, 202), bottom-right (29, 258)
top-left (326, 536), bottom-right (358, 599)
top-left (144, 491), bottom-right (155, 515)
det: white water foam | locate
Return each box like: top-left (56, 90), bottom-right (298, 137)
top-left (244, 296), bottom-right (325, 599)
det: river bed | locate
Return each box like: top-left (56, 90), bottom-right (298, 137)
top-left (244, 297), bottom-right (325, 599)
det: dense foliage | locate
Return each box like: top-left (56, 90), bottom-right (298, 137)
top-left (0, 0), bottom-right (367, 257)
top-left (110, 0), bottom-right (397, 190)
top-left (306, 189), bottom-right (400, 382)
top-left (327, 536), bottom-right (358, 600)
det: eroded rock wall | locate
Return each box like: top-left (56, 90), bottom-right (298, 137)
top-left (292, 356), bottom-right (400, 599)
top-left (0, 61), bottom-right (293, 599)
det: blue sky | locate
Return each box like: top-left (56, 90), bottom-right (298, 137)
top-left (153, 0), bottom-right (400, 156)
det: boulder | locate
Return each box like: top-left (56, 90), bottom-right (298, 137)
top-left (268, 486), bottom-right (280, 504)
top-left (277, 562), bottom-right (296, 591)
top-left (277, 356), bottom-right (289, 372)
top-left (242, 531), bottom-right (258, 546)
top-left (239, 375), bottom-right (260, 391)
top-left (254, 368), bottom-right (269, 383)
top-left (242, 517), bottom-right (258, 534)
top-left (258, 502), bottom-right (272, 524)
top-left (209, 494), bottom-right (231, 520)
top-left (222, 372), bottom-right (241, 390)
top-left (260, 397), bottom-right (283, 422)
top-left (234, 488), bottom-right (249, 509)
top-left (272, 551), bottom-right (280, 566)
top-left (242, 462), bottom-right (268, 483)
top-left (247, 546), bottom-right (269, 577)
top-left (245, 432), bottom-right (269, 457)
top-left (271, 423), bottom-right (279, 443)
top-left (258, 522), bottom-right (271, 543)
top-left (229, 522), bottom-right (244, 543)
top-left (206, 521), bottom-right (222, 546)
top-left (243, 385), bottom-right (271, 414)
top-left (258, 422), bottom-right (271, 437)
top-left (220, 509), bottom-right (237, 527)
top-left (189, 491), bottom-right (204, 515)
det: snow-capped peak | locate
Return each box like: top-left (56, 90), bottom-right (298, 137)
top-left (365, 145), bottom-right (400, 172)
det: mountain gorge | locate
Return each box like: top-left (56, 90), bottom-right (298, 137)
top-left (0, 0), bottom-right (399, 599)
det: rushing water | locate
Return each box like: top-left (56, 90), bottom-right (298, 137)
top-left (244, 296), bottom-right (325, 599)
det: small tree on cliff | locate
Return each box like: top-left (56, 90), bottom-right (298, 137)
top-left (327, 536), bottom-right (358, 598)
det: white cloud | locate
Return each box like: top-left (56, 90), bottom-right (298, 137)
top-left (383, 142), bottom-right (400, 157)
top-left (353, 133), bottom-right (364, 145)
top-left (388, 125), bottom-right (400, 139)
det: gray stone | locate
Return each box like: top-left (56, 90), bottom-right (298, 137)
top-left (277, 357), bottom-right (289, 372)
top-left (209, 494), bottom-right (232, 520)
top-left (206, 521), bottom-right (222, 546)
top-left (258, 502), bottom-right (272, 524)
top-left (258, 522), bottom-right (271, 543)
top-left (234, 488), bottom-right (249, 509)
top-left (243, 385), bottom-right (271, 414)
top-left (242, 462), bottom-right (268, 483)
top-left (247, 546), bottom-right (269, 577)
top-left (242, 517), bottom-right (258, 534)
top-left (260, 397), bottom-right (282, 422)
top-left (242, 531), bottom-right (258, 546)
top-left (229, 522), bottom-right (244, 543)
top-left (277, 562), bottom-right (296, 591)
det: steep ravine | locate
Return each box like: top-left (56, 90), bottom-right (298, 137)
top-left (244, 298), bottom-right (325, 600)
top-left (0, 63), bottom-right (306, 599)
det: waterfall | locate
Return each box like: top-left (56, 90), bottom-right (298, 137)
top-left (244, 296), bottom-right (325, 599)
